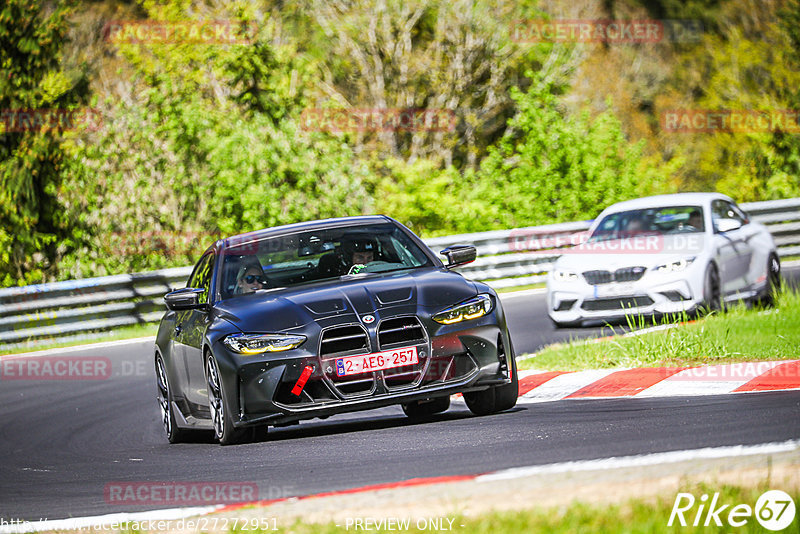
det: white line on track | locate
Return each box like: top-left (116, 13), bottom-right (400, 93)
top-left (476, 439), bottom-right (800, 482)
top-left (0, 337), bottom-right (155, 360)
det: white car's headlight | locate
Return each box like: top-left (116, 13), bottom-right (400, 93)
top-left (553, 269), bottom-right (580, 282)
top-left (223, 333), bottom-right (306, 354)
top-left (432, 294), bottom-right (493, 325)
top-left (654, 257), bottom-right (696, 273)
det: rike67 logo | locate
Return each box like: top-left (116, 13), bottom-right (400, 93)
top-left (669, 490), bottom-right (796, 531)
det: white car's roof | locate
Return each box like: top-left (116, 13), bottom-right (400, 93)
top-left (599, 192), bottom-right (732, 214)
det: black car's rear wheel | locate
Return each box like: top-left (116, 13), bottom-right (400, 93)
top-left (155, 354), bottom-right (188, 444)
top-left (464, 337), bottom-right (519, 416)
top-left (402, 396), bottom-right (450, 418)
top-left (206, 355), bottom-right (251, 446)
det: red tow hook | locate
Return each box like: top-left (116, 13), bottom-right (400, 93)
top-left (291, 365), bottom-right (314, 396)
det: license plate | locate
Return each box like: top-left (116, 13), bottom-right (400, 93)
top-left (335, 346), bottom-right (419, 377)
top-left (595, 283), bottom-right (636, 297)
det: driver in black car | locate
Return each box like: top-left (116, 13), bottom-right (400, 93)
top-left (343, 237), bottom-right (376, 275)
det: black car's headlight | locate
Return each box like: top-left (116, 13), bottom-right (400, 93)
top-left (432, 294), bottom-right (493, 325)
top-left (223, 333), bottom-right (306, 354)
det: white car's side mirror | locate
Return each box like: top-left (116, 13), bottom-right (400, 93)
top-left (715, 218), bottom-right (742, 233)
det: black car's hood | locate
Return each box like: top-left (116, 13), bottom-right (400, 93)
top-left (214, 268), bottom-right (477, 333)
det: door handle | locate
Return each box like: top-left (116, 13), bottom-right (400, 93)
top-left (174, 324), bottom-right (182, 336)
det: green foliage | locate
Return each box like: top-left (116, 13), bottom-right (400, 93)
top-left (9, 0), bottom-right (800, 288)
top-left (474, 76), bottom-right (675, 228)
top-left (61, 4), bottom-right (372, 277)
top-left (368, 159), bottom-right (481, 237)
top-left (0, 0), bottom-right (90, 286)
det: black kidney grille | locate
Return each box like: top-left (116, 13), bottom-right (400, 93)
top-left (319, 325), bottom-right (368, 359)
top-left (614, 266), bottom-right (646, 282)
top-left (583, 267), bottom-right (646, 285)
top-left (377, 316), bottom-right (426, 349)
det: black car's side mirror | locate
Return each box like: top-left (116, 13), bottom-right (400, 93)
top-left (439, 245), bottom-right (477, 268)
top-left (164, 288), bottom-right (207, 311)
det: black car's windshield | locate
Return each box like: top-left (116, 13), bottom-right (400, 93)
top-left (589, 205), bottom-right (705, 242)
top-left (220, 222), bottom-right (433, 299)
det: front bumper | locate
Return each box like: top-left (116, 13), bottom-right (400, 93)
top-left (548, 272), bottom-right (703, 324)
top-left (218, 317), bottom-right (511, 428)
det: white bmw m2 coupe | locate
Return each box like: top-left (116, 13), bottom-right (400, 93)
top-left (547, 193), bottom-right (780, 327)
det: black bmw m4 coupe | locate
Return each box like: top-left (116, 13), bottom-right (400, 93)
top-left (155, 216), bottom-right (518, 444)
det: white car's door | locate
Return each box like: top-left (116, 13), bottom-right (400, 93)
top-left (711, 199), bottom-right (753, 294)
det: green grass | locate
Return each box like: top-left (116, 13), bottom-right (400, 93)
top-left (228, 481), bottom-right (797, 534)
top-left (495, 282), bottom-right (546, 293)
top-left (520, 289), bottom-right (800, 371)
top-left (0, 323), bottom-right (157, 356)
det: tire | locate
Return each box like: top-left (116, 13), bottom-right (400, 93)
top-left (206, 354), bottom-right (251, 446)
top-left (464, 337), bottom-right (519, 416)
top-left (155, 354), bottom-right (189, 444)
top-left (759, 254), bottom-right (781, 307)
top-left (402, 396), bottom-right (450, 418)
top-left (701, 263), bottom-right (722, 314)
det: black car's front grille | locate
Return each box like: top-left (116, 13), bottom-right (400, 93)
top-left (319, 324), bottom-right (373, 396)
top-left (583, 267), bottom-right (646, 285)
top-left (319, 325), bottom-right (368, 359)
top-left (581, 296), bottom-right (654, 311)
top-left (377, 316), bottom-right (426, 349)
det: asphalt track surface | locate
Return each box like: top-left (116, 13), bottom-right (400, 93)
top-left (1, 268), bottom-right (799, 520)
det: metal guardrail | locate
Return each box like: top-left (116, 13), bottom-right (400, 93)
top-left (2, 198), bottom-right (799, 349)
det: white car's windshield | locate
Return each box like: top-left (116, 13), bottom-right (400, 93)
top-left (589, 205), bottom-right (705, 242)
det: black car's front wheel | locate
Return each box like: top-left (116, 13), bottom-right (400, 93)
top-left (155, 354), bottom-right (188, 444)
top-left (464, 338), bottom-right (519, 416)
top-left (206, 354), bottom-right (252, 446)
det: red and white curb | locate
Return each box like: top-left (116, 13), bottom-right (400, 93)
top-left (4, 439), bottom-right (797, 533)
top-left (513, 360), bottom-right (800, 403)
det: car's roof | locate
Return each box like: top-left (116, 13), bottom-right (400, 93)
top-left (599, 192), bottom-right (733, 213)
top-left (217, 215), bottom-right (395, 250)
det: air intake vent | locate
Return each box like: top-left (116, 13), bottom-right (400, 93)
top-left (378, 316), bottom-right (426, 349)
top-left (319, 325), bottom-right (368, 359)
top-left (581, 296), bottom-right (654, 311)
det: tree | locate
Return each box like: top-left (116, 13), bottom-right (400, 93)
top-left (474, 75), bottom-right (675, 228)
top-left (0, 0), bottom-right (90, 286)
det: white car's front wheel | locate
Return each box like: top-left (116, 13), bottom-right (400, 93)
top-left (702, 263), bottom-right (722, 313)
